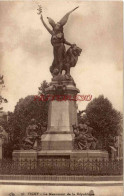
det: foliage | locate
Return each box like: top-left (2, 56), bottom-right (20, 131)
top-left (3, 142), bottom-right (14, 159)
top-left (8, 95), bottom-right (48, 143)
top-left (86, 95), bottom-right (122, 149)
top-left (38, 80), bottom-right (49, 95)
top-left (5, 81), bottom-right (49, 154)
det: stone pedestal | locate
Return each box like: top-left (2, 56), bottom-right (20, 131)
top-left (41, 80), bottom-right (79, 150)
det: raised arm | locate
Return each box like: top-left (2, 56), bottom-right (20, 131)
top-left (40, 14), bottom-right (53, 35)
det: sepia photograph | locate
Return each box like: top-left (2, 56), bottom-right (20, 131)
top-left (0, 0), bottom-right (123, 195)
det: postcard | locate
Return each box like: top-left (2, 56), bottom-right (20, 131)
top-left (0, 0), bottom-right (123, 196)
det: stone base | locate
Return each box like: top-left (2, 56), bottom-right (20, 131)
top-left (41, 133), bottom-right (73, 150)
top-left (38, 150), bottom-right (108, 161)
top-left (13, 150), bottom-right (37, 161)
top-left (13, 150), bottom-right (109, 161)
top-left (70, 150), bottom-right (109, 161)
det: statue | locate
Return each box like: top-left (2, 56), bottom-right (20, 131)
top-left (38, 5), bottom-right (82, 76)
top-left (72, 123), bottom-right (97, 150)
top-left (38, 122), bottom-right (47, 135)
top-left (62, 44), bottom-right (82, 75)
top-left (22, 119), bottom-right (41, 150)
top-left (72, 124), bottom-right (88, 150)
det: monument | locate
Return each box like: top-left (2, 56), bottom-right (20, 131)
top-left (13, 6), bottom-right (108, 162)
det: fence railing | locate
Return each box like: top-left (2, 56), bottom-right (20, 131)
top-left (0, 159), bottom-right (123, 176)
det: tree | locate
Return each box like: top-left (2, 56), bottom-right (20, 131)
top-left (8, 95), bottom-right (48, 143)
top-left (6, 81), bottom-right (49, 153)
top-left (38, 80), bottom-right (49, 95)
top-left (86, 95), bottom-right (122, 149)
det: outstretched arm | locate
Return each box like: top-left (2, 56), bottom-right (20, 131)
top-left (64, 39), bottom-right (72, 46)
top-left (40, 14), bottom-right (53, 35)
top-left (64, 39), bottom-right (76, 47)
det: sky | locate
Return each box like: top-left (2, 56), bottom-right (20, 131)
top-left (0, 0), bottom-right (123, 112)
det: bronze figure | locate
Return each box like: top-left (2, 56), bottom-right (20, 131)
top-left (38, 6), bottom-right (82, 76)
